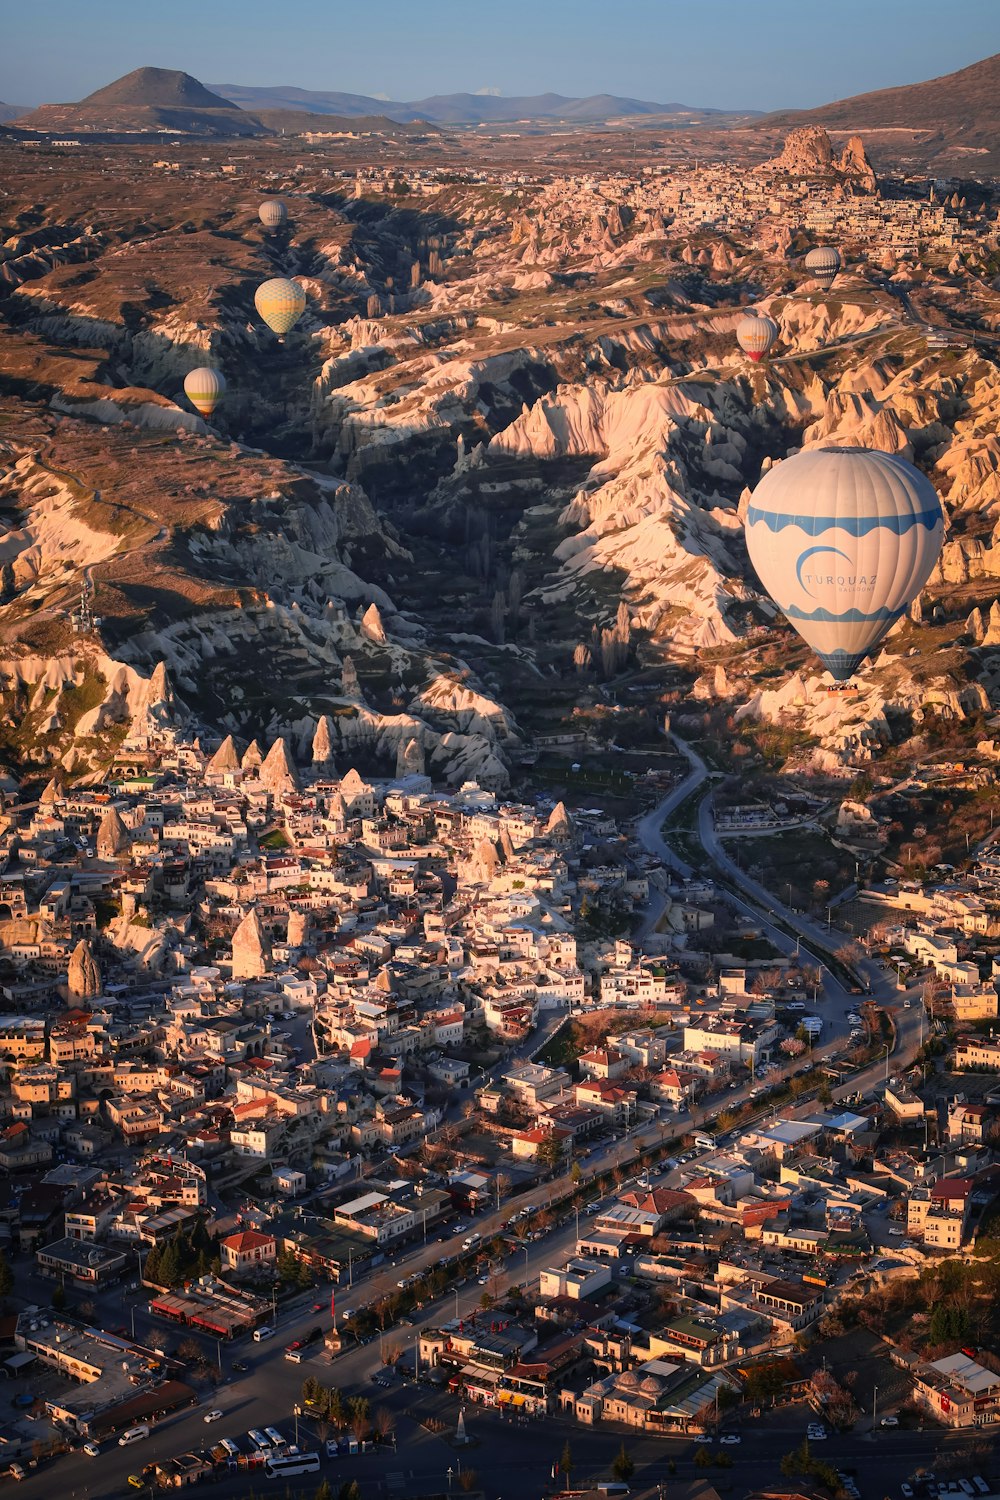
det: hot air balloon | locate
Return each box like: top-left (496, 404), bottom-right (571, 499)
top-left (804, 246), bottom-right (841, 290)
top-left (254, 278), bottom-right (307, 338)
top-left (259, 199), bottom-right (287, 229)
top-left (737, 312), bottom-right (779, 363)
top-left (183, 366), bottom-right (226, 418)
top-left (744, 447), bottom-right (944, 681)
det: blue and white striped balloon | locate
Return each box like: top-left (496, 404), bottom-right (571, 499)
top-left (745, 447), bottom-right (944, 681)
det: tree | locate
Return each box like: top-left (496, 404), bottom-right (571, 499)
top-left (612, 1444), bottom-right (635, 1482)
top-left (373, 1406), bottom-right (395, 1443)
top-left (348, 1396), bottom-right (370, 1441)
top-left (458, 1470), bottom-right (477, 1493)
top-left (570, 1161), bottom-right (582, 1185)
top-left (495, 1172), bottom-right (512, 1205)
top-left (51, 1282), bottom-right (66, 1312)
top-left (561, 1440), bottom-right (574, 1485)
top-left (338, 1484), bottom-right (361, 1500)
top-left (315, 1482), bottom-right (334, 1500)
top-left (538, 1134), bottom-right (564, 1171)
top-left (695, 1447), bottom-right (713, 1469)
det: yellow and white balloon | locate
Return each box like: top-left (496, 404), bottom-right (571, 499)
top-left (183, 366), bottom-right (226, 418)
top-left (254, 278), bottom-right (307, 337)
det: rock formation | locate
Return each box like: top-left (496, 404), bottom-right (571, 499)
top-left (286, 910), bottom-right (309, 949)
top-left (258, 736), bottom-right (300, 793)
top-left (231, 907), bottom-right (269, 980)
top-left (761, 126), bottom-right (877, 191)
top-left (311, 714), bottom-right (334, 769)
top-left (96, 805), bottom-right (130, 860)
top-left (67, 938), bottom-right (101, 999)
top-left (206, 734), bottom-right (240, 779)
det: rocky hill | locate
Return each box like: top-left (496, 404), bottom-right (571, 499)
top-left (0, 103), bottom-right (26, 124)
top-left (0, 124), bottom-right (998, 812)
top-left (764, 51), bottom-right (1000, 172)
top-left (80, 68), bottom-right (238, 111)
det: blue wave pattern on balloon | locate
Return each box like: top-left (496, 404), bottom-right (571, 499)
top-left (782, 603), bottom-right (904, 623)
top-left (745, 504), bottom-right (942, 538)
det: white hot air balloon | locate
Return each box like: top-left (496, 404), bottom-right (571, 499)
top-left (183, 366), bottom-right (226, 418)
top-left (744, 447), bottom-right (944, 681)
top-left (259, 199), bottom-right (288, 229)
top-left (737, 312), bottom-right (779, 363)
top-left (804, 246), bottom-right (841, 290)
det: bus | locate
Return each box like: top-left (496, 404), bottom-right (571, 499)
top-left (247, 1430), bottom-right (271, 1453)
top-left (263, 1428), bottom-right (286, 1454)
top-left (264, 1452), bottom-right (320, 1479)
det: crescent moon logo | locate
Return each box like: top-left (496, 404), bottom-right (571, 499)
top-left (796, 545), bottom-right (854, 598)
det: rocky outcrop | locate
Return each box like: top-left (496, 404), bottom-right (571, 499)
top-left (231, 908), bottom-right (269, 980)
top-left (206, 734), bottom-right (240, 778)
top-left (67, 938), bottom-right (101, 999)
top-left (257, 736), bottom-right (300, 793)
top-left (96, 805), bottom-right (130, 860)
top-left (761, 126), bottom-right (877, 191)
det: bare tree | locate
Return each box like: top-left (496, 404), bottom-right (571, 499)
top-left (573, 642), bottom-right (592, 674)
top-left (410, 260), bottom-right (421, 289)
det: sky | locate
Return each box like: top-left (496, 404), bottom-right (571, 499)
top-left (1, 0), bottom-right (998, 110)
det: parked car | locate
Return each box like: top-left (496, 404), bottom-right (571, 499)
top-left (231, 1360), bottom-right (248, 1373)
top-left (880, 1415), bottom-right (899, 1428)
top-left (692, 1435), bottom-right (712, 1444)
top-left (83, 1443), bottom-right (101, 1458)
top-left (720, 1434), bottom-right (741, 1445)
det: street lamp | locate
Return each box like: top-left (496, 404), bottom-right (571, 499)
top-left (447, 1467), bottom-right (454, 1491)
top-left (883, 1044), bottom-right (891, 1084)
top-left (872, 1384), bottom-right (878, 1432)
top-left (294, 1405), bottom-right (301, 1446)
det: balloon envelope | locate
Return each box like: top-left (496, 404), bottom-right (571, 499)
top-left (183, 366), bottom-right (226, 417)
top-left (805, 246), bottom-right (841, 289)
top-left (745, 447), bottom-right (944, 681)
top-left (737, 313), bottom-right (778, 363)
top-left (254, 278), bottom-right (307, 336)
top-left (259, 199), bottom-right (287, 229)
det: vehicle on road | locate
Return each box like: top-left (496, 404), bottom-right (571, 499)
top-left (127, 1477), bottom-right (143, 1490)
top-left (118, 1426), bottom-right (150, 1447)
top-left (253, 1325), bottom-right (274, 1342)
top-left (880, 1415), bottom-right (899, 1428)
top-left (232, 1360), bottom-right (248, 1373)
top-left (693, 1435), bottom-right (712, 1444)
top-left (265, 1452), bottom-right (320, 1478)
top-left (889, 1227), bottom-right (905, 1237)
top-left (83, 1443), bottom-right (100, 1458)
top-left (204, 1410), bottom-right (224, 1424)
top-left (806, 1425), bottom-right (827, 1441)
top-left (720, 1434), bottom-right (742, 1445)
top-left (901, 1486), bottom-right (914, 1498)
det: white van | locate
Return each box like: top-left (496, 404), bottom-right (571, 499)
top-left (253, 1325), bottom-right (274, 1342)
top-left (462, 1232), bottom-right (481, 1250)
top-left (118, 1425), bottom-right (150, 1447)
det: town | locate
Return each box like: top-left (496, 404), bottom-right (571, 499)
top-left (0, 658), bottom-right (998, 1500)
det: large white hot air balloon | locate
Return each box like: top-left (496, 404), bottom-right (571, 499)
top-left (804, 246), bottom-right (841, 290)
top-left (737, 312), bottom-right (779, 363)
top-left (255, 278), bottom-right (307, 338)
top-left (745, 447), bottom-right (944, 681)
top-left (259, 199), bottom-right (288, 229)
top-left (183, 366), bottom-right (226, 418)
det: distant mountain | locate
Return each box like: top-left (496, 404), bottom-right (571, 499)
top-left (764, 51), bottom-right (1000, 170)
top-left (80, 67), bottom-right (238, 111)
top-left (211, 82), bottom-right (732, 125)
top-left (13, 67), bottom-right (436, 142)
top-left (0, 101), bottom-right (28, 123)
